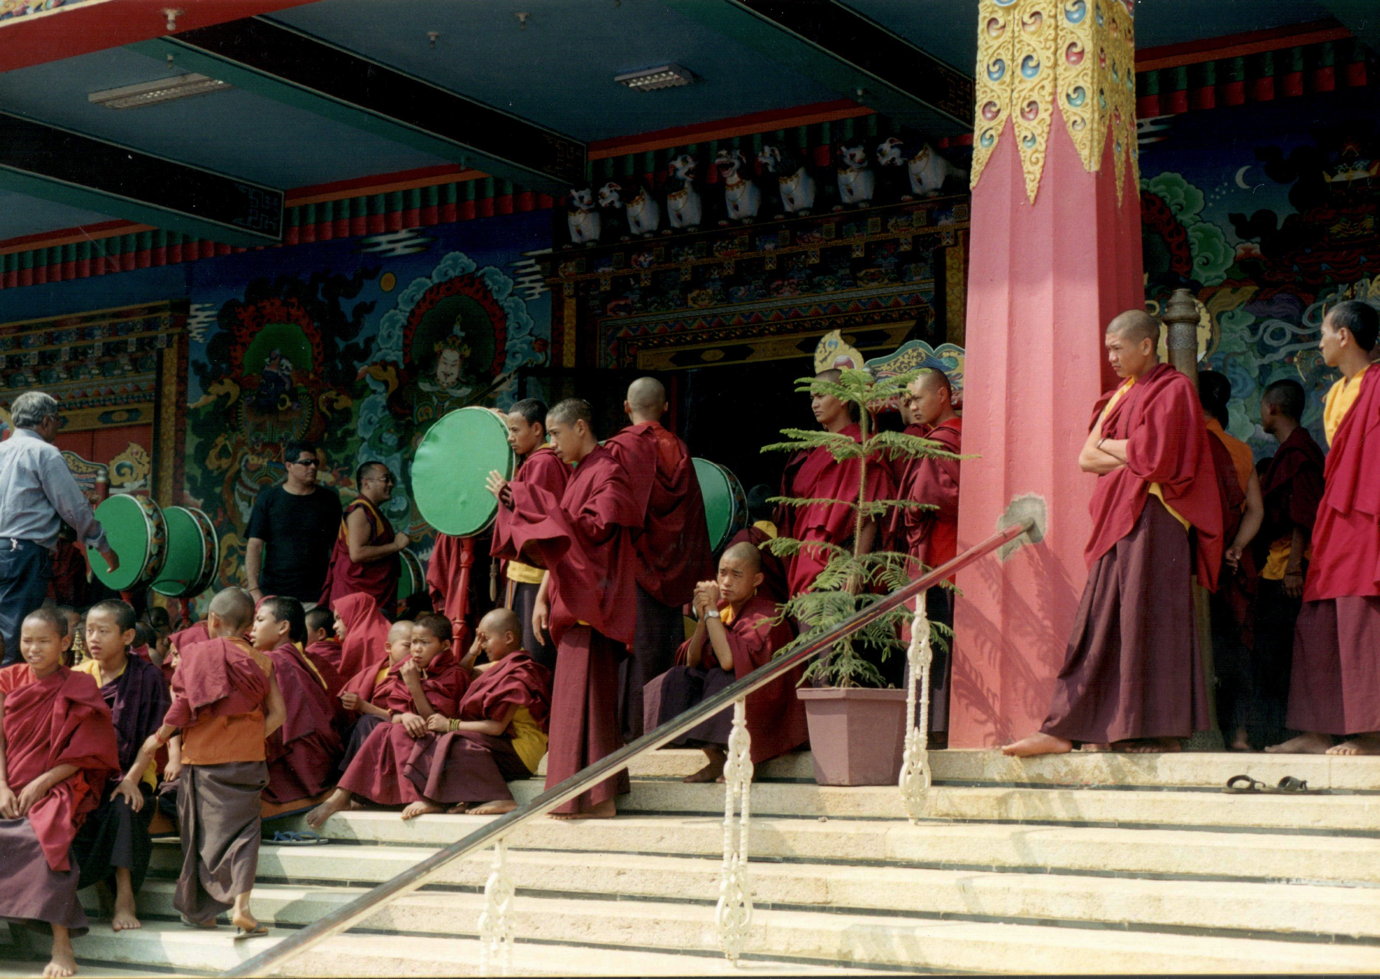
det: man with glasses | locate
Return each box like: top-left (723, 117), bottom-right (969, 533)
top-left (320, 460), bottom-right (410, 608)
top-left (245, 441), bottom-right (342, 606)
top-left (0, 391), bottom-right (115, 665)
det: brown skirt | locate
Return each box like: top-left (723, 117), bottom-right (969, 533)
top-left (546, 625), bottom-right (629, 815)
top-left (404, 731), bottom-right (532, 805)
top-left (1042, 498), bottom-right (1210, 744)
top-left (174, 760), bottom-right (267, 922)
top-left (0, 816), bottom-right (88, 935)
top-left (1288, 596), bottom-right (1380, 735)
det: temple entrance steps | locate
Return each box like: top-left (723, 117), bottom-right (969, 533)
top-left (2, 748), bottom-right (1379, 976)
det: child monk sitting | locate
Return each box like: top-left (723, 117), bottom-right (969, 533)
top-left (306, 614), bottom-right (468, 828)
top-left (336, 619), bottom-right (413, 771)
top-left (0, 608), bottom-right (119, 977)
top-left (400, 608), bottom-right (552, 818)
top-left (252, 597), bottom-right (342, 814)
top-left (643, 541), bottom-right (806, 782)
top-left (301, 606), bottom-right (346, 698)
top-left (70, 599), bottom-right (170, 933)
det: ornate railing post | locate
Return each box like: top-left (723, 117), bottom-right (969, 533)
top-left (898, 590), bottom-right (933, 822)
top-left (478, 838), bottom-right (515, 976)
top-left (715, 697), bottom-right (753, 962)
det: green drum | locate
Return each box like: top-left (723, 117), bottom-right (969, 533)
top-left (693, 458), bottom-right (749, 551)
top-left (398, 548), bottom-right (425, 602)
top-left (87, 493), bottom-right (167, 591)
top-left (152, 506), bottom-right (219, 598)
top-left (412, 406), bottom-right (515, 537)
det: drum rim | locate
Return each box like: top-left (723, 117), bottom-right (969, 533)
top-left (89, 493), bottom-right (167, 591)
top-left (412, 406), bottom-right (515, 537)
top-left (398, 547), bottom-right (423, 601)
top-left (150, 505), bottom-right (219, 598)
top-left (693, 457), bottom-right (745, 550)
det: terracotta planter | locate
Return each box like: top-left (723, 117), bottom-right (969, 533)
top-left (797, 687), bottom-right (908, 786)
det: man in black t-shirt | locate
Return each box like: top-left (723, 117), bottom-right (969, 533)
top-left (245, 441), bottom-right (342, 605)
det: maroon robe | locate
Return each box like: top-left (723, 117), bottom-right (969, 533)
top-left (323, 497), bottom-right (399, 608)
top-left (1259, 426), bottom-right (1325, 553)
top-left (166, 622), bottom-right (210, 687)
top-left (165, 638), bottom-right (270, 728)
top-left (1040, 364), bottom-right (1222, 745)
top-left (304, 639), bottom-right (348, 698)
top-left (333, 592), bottom-right (391, 679)
top-left (899, 417), bottom-right (963, 573)
top-left (263, 642), bottom-right (343, 804)
top-left (0, 665), bottom-right (118, 871)
top-left (777, 422), bottom-right (894, 597)
top-left (884, 422), bottom-right (927, 553)
top-left (644, 595), bottom-right (805, 764)
top-left (1290, 367), bottom-right (1380, 735)
top-left (492, 444), bottom-right (641, 813)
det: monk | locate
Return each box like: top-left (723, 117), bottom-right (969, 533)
top-left (306, 614), bottom-right (468, 827)
top-left (494, 397), bottom-right (569, 670)
top-left (1004, 310), bottom-right (1224, 757)
top-left (776, 369), bottom-right (893, 598)
top-left (252, 597), bottom-right (342, 813)
top-left (332, 591), bottom-right (391, 678)
top-left (643, 542), bottom-right (805, 782)
top-left (1252, 379), bottom-right (1324, 747)
top-left (162, 621), bottom-right (209, 687)
top-left (1270, 300), bottom-right (1380, 755)
top-left (606, 377), bottom-right (713, 741)
top-left (320, 461), bottom-right (410, 608)
top-left (896, 368), bottom-right (963, 728)
top-left (131, 587), bottom-right (285, 937)
top-left (401, 608), bottom-right (552, 818)
top-left (336, 619), bottom-right (414, 771)
top-left (70, 599), bottom-right (170, 933)
top-left (302, 606), bottom-right (347, 698)
top-left (0, 608), bottom-right (119, 978)
top-left (487, 397), bottom-right (642, 818)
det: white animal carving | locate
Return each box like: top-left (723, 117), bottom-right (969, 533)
top-left (715, 148), bottom-right (761, 223)
top-left (566, 186), bottom-right (600, 245)
top-left (908, 143), bottom-right (967, 197)
top-left (665, 154), bottom-right (703, 230)
top-left (836, 142), bottom-right (875, 207)
top-left (758, 144), bottom-right (816, 215)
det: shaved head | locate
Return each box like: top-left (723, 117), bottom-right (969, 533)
top-left (914, 369), bottom-right (952, 397)
top-left (387, 620), bottom-right (414, 642)
top-left (626, 377), bottom-right (667, 417)
top-left (208, 587), bottom-right (255, 634)
top-left (721, 540), bottom-right (762, 572)
top-left (1107, 309), bottom-right (1161, 345)
top-left (548, 398), bottom-right (593, 427)
top-left (479, 607), bottom-right (521, 636)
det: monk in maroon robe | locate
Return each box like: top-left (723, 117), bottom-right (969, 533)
top-left (643, 542), bottom-right (805, 782)
top-left (164, 621), bottom-right (209, 688)
top-left (0, 608), bottom-right (119, 978)
top-left (1270, 300), bottom-right (1380, 755)
top-left (321, 461), bottom-right (409, 608)
top-left (491, 398), bottom-right (570, 671)
top-left (301, 607), bottom-right (347, 698)
top-left (332, 591), bottom-right (391, 679)
top-left (400, 608), bottom-right (553, 818)
top-left (250, 597), bottom-right (342, 812)
top-left (335, 620), bottom-right (416, 772)
top-left (487, 397), bottom-right (642, 818)
top-left (1005, 310), bottom-right (1224, 757)
top-left (606, 377), bottom-right (714, 741)
top-left (1251, 379), bottom-right (1325, 747)
top-left (777, 369), bottom-right (893, 598)
top-left (306, 614), bottom-right (469, 827)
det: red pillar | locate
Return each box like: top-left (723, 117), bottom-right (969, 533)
top-left (950, 2), bottom-right (1144, 747)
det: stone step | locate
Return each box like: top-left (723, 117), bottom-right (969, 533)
top-left (516, 776), bottom-right (1380, 832)
top-left (110, 884), bottom-right (1380, 975)
top-left (237, 810), bottom-right (1380, 886)
top-left (125, 848), bottom-right (1380, 943)
top-left (63, 919), bottom-right (880, 977)
top-left (616, 749), bottom-right (1380, 792)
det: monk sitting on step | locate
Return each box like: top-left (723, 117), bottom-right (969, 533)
top-left (335, 619), bottom-right (413, 772)
top-left (400, 608), bottom-right (552, 818)
top-left (301, 607), bottom-right (347, 699)
top-left (0, 608), bottom-right (119, 978)
top-left (306, 614), bottom-right (469, 828)
top-left (643, 542), bottom-right (805, 782)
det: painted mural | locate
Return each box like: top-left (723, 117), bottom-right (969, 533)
top-left (182, 211), bottom-right (552, 588)
top-left (1139, 86), bottom-right (1379, 455)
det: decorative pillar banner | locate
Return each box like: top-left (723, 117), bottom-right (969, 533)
top-left (973, 0), bottom-right (1139, 204)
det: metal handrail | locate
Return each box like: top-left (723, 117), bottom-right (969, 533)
top-left (228, 518), bottom-right (1033, 977)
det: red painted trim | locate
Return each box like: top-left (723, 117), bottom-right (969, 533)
top-left (588, 99), bottom-right (871, 159)
top-left (286, 166), bottom-right (484, 206)
top-left (1137, 20), bottom-right (1351, 71)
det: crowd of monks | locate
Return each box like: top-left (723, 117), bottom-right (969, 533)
top-left (4, 301), bottom-right (1379, 978)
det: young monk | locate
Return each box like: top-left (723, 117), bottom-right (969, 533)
top-left (0, 608), bottom-right (119, 978)
top-left (70, 599), bottom-right (170, 932)
top-left (161, 622), bottom-right (209, 688)
top-left (401, 608), bottom-right (552, 818)
top-left (301, 606), bottom-right (346, 698)
top-left (306, 614), bottom-right (468, 828)
top-left (643, 542), bottom-right (805, 782)
top-left (336, 619), bottom-right (414, 770)
top-left (332, 592), bottom-right (391, 678)
top-left (252, 596), bottom-right (343, 814)
top-left (131, 587), bottom-right (285, 937)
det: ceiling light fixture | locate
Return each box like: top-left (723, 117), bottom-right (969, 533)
top-left (88, 73), bottom-right (232, 110)
top-left (615, 64), bottom-right (694, 92)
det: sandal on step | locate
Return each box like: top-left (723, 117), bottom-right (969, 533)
top-left (267, 829), bottom-right (328, 845)
top-left (1275, 775), bottom-right (1328, 794)
top-left (1224, 774), bottom-right (1265, 793)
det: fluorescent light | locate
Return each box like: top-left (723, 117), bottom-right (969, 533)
top-left (88, 73), bottom-right (231, 110)
top-left (615, 64), bottom-right (694, 92)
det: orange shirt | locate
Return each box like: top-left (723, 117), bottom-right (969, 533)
top-left (180, 639), bottom-right (271, 766)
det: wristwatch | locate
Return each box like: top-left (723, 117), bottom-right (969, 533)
top-left (704, 609), bottom-right (721, 620)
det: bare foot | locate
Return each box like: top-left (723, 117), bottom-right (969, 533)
top-left (347, 799), bottom-right (367, 811)
top-left (446, 802), bottom-right (470, 814)
top-left (1001, 732), bottom-right (1073, 757)
top-left (305, 789), bottom-right (351, 831)
top-left (1266, 732), bottom-right (1334, 754)
top-left (683, 748), bottom-right (726, 783)
top-left (551, 798), bottom-right (616, 820)
top-left (45, 927), bottom-right (76, 978)
top-left (467, 800), bottom-right (516, 816)
top-left (401, 800), bottom-right (444, 820)
top-left (231, 909), bottom-right (265, 935)
top-left (1118, 737), bottom-right (1182, 753)
top-left (1327, 732), bottom-right (1380, 756)
top-left (111, 868), bottom-right (141, 931)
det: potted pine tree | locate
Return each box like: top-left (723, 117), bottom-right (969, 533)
top-left (764, 365), bottom-right (955, 785)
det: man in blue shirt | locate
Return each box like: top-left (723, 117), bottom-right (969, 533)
top-left (0, 391), bottom-right (115, 665)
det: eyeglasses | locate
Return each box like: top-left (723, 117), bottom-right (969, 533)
top-left (290, 458), bottom-right (319, 467)
top-left (370, 474), bottom-right (396, 484)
